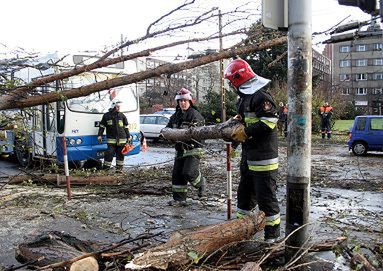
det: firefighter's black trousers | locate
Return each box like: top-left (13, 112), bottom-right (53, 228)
top-left (171, 154), bottom-right (202, 201)
top-left (104, 144), bottom-right (124, 170)
top-left (238, 158), bottom-right (280, 239)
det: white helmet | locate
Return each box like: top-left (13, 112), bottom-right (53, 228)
top-left (111, 99), bottom-right (123, 108)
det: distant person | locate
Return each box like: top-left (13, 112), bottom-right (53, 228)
top-left (166, 88), bottom-right (206, 207)
top-left (319, 101), bottom-right (333, 139)
top-left (224, 59), bottom-right (280, 243)
top-left (277, 102), bottom-right (288, 138)
top-left (97, 100), bottom-right (131, 172)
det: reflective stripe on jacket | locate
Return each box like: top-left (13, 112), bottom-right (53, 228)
top-left (237, 89), bottom-right (278, 172)
top-left (98, 110), bottom-right (130, 145)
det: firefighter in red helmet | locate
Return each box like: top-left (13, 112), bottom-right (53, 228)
top-left (225, 58), bottom-right (281, 243)
top-left (166, 88), bottom-right (206, 206)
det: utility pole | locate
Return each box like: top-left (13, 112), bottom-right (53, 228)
top-left (286, 0), bottom-right (312, 260)
top-left (219, 9), bottom-right (226, 122)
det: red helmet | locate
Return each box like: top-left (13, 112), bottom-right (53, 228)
top-left (175, 88), bottom-right (192, 101)
top-left (224, 59), bottom-right (256, 88)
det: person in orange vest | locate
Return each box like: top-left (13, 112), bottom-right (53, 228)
top-left (319, 101), bottom-right (333, 139)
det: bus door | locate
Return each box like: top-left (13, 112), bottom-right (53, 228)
top-left (33, 104), bottom-right (57, 158)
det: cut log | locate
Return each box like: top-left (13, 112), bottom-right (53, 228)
top-left (8, 174), bottom-right (125, 186)
top-left (241, 262), bottom-right (262, 271)
top-left (160, 118), bottom-right (242, 142)
top-left (125, 212), bottom-right (266, 270)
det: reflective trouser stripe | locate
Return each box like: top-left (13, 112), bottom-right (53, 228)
top-left (248, 163), bottom-right (278, 171)
top-left (182, 148), bottom-right (204, 158)
top-left (191, 171), bottom-right (202, 187)
top-left (266, 213), bottom-right (281, 226)
top-left (116, 160), bottom-right (124, 166)
top-left (237, 208), bottom-right (252, 219)
top-left (172, 185), bottom-right (188, 193)
top-left (104, 161), bottom-right (112, 167)
top-left (248, 158), bottom-right (278, 166)
top-left (99, 124), bottom-right (106, 128)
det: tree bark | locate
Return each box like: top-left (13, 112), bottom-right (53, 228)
top-left (241, 262), bottom-right (262, 271)
top-left (161, 118), bottom-right (241, 142)
top-left (125, 212), bottom-right (266, 270)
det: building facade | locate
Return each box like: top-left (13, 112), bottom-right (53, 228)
top-left (135, 56), bottom-right (225, 112)
top-left (326, 23), bottom-right (383, 115)
top-left (312, 48), bottom-right (332, 95)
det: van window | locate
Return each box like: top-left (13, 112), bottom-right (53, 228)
top-left (370, 118), bottom-right (383, 130)
top-left (356, 117), bottom-right (366, 131)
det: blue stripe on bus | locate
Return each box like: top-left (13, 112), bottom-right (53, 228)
top-left (56, 132), bottom-right (141, 162)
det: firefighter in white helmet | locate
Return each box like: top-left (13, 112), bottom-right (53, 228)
top-left (225, 58), bottom-right (280, 243)
top-left (97, 99), bottom-right (131, 172)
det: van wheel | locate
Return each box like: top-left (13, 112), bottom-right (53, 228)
top-left (15, 145), bottom-right (31, 167)
top-left (352, 142), bottom-right (367, 156)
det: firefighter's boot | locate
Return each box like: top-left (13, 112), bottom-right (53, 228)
top-left (264, 224), bottom-right (280, 243)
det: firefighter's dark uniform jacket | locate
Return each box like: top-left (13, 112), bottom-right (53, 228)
top-left (98, 109), bottom-right (130, 170)
top-left (236, 88), bottom-right (280, 239)
top-left (166, 106), bottom-right (205, 201)
top-left (98, 109), bottom-right (130, 145)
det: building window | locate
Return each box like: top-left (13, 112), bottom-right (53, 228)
top-left (356, 44), bottom-right (366, 52)
top-left (339, 74), bottom-right (350, 81)
top-left (374, 59), bottom-right (383, 66)
top-left (356, 73), bottom-right (367, 81)
top-left (374, 73), bottom-right (383, 80)
top-left (342, 88), bottom-right (351, 95)
top-left (340, 46), bottom-right (350, 53)
top-left (340, 60), bottom-right (350, 67)
top-left (373, 43), bottom-right (383, 50)
top-left (356, 59), bottom-right (367, 66)
top-left (372, 88), bottom-right (383, 94)
top-left (356, 88), bottom-right (367, 95)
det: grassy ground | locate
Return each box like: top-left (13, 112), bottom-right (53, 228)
top-left (332, 119), bottom-right (354, 132)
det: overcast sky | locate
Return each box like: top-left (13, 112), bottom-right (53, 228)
top-left (0, 0), bottom-right (374, 57)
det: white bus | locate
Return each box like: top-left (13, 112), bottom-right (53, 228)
top-left (12, 52), bottom-right (141, 167)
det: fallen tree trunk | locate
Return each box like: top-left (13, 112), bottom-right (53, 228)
top-left (160, 118), bottom-right (241, 142)
top-left (125, 212), bottom-right (266, 270)
top-left (9, 174), bottom-right (125, 186)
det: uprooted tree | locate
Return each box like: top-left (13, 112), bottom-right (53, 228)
top-left (0, 0), bottom-right (286, 111)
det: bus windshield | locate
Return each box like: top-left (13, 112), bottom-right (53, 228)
top-left (65, 73), bottom-right (138, 113)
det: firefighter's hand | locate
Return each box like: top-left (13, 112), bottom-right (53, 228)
top-left (127, 136), bottom-right (132, 144)
top-left (231, 124), bottom-right (248, 142)
top-left (97, 136), bottom-right (103, 144)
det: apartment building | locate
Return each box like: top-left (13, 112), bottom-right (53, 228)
top-left (312, 48), bottom-right (332, 94)
top-left (325, 23), bottom-right (383, 115)
top-left (135, 55), bottom-right (225, 111)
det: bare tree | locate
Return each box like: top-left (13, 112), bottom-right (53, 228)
top-left (0, 1), bottom-right (286, 111)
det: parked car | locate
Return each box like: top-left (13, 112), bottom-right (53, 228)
top-left (140, 114), bottom-right (170, 142)
top-left (347, 115), bottom-right (383, 156)
top-left (154, 108), bottom-right (176, 117)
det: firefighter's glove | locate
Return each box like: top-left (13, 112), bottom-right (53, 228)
top-left (127, 136), bottom-right (132, 144)
top-left (231, 124), bottom-right (248, 143)
top-left (97, 136), bottom-right (103, 144)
